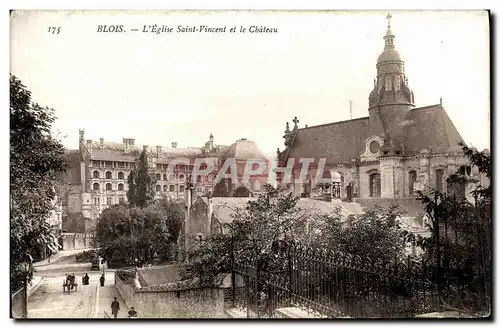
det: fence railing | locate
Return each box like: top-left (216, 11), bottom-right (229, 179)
top-left (104, 311), bottom-right (111, 318)
top-left (230, 200), bottom-right (491, 318)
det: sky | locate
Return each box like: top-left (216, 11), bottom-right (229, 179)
top-left (10, 10), bottom-right (490, 158)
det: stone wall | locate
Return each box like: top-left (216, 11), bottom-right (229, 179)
top-left (115, 272), bottom-right (230, 318)
top-left (61, 232), bottom-right (94, 250)
top-left (11, 287), bottom-right (26, 319)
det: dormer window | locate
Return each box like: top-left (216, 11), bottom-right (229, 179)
top-left (385, 76), bottom-right (392, 91)
top-left (394, 75), bottom-right (401, 91)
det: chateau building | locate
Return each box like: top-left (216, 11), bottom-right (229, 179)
top-left (276, 15), bottom-right (488, 204)
top-left (61, 132), bottom-right (269, 230)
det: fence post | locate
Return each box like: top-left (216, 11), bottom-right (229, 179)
top-left (230, 236), bottom-right (235, 307)
top-left (287, 243), bottom-right (293, 308)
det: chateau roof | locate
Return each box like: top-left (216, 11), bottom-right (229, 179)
top-left (223, 138), bottom-right (267, 161)
top-left (284, 105), bottom-right (464, 165)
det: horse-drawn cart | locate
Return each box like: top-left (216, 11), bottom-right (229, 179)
top-left (63, 274), bottom-right (78, 293)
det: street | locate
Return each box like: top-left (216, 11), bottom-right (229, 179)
top-left (28, 260), bottom-right (129, 318)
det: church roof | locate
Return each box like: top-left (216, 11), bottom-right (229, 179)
top-left (404, 104), bottom-right (465, 155)
top-left (286, 117), bottom-right (371, 165)
top-left (284, 104), bottom-right (464, 165)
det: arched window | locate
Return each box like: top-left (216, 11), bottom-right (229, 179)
top-left (369, 173), bottom-right (381, 198)
top-left (106, 171), bottom-right (112, 179)
top-left (408, 170), bottom-right (417, 196)
top-left (179, 185), bottom-right (185, 192)
top-left (156, 173), bottom-right (161, 181)
top-left (163, 174), bottom-right (167, 181)
top-left (156, 185), bottom-right (161, 192)
top-left (394, 75), bottom-right (401, 91)
top-left (93, 171), bottom-right (100, 179)
top-left (118, 183), bottom-right (124, 191)
top-left (385, 76), bottom-right (392, 91)
top-left (118, 172), bottom-right (124, 180)
top-left (169, 185), bottom-right (175, 192)
top-left (163, 185), bottom-right (168, 192)
top-left (93, 183), bottom-right (100, 191)
top-left (179, 174), bottom-right (185, 180)
top-left (105, 183), bottom-right (112, 191)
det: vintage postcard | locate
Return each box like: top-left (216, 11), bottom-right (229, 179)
top-left (10, 10), bottom-right (491, 319)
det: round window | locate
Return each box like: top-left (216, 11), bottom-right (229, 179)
top-left (369, 141), bottom-right (380, 154)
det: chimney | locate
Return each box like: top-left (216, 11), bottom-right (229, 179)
top-left (86, 140), bottom-right (92, 152)
top-left (172, 142), bottom-right (177, 149)
top-left (156, 146), bottom-right (162, 157)
top-left (99, 138), bottom-right (104, 151)
top-left (123, 138), bottom-right (129, 151)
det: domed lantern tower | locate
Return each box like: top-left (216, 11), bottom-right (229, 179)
top-left (368, 13), bottom-right (415, 156)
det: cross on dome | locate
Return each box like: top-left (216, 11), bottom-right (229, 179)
top-left (386, 13), bottom-right (392, 28)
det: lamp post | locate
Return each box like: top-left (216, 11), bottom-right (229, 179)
top-left (21, 256), bottom-right (33, 318)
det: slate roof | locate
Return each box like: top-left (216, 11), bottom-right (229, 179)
top-left (86, 140), bottom-right (230, 164)
top-left (286, 117), bottom-right (371, 165)
top-left (404, 105), bottom-right (465, 155)
top-left (284, 104), bottom-right (464, 165)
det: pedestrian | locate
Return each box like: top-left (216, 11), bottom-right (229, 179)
top-left (100, 274), bottom-right (105, 287)
top-left (110, 297), bottom-right (120, 319)
top-left (128, 307), bottom-right (138, 318)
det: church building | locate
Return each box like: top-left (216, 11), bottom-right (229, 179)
top-left (276, 14), bottom-right (486, 203)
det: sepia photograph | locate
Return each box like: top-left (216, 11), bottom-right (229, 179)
top-left (9, 9), bottom-right (491, 319)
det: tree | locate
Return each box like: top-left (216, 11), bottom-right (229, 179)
top-left (10, 75), bottom-right (67, 290)
top-left (233, 185), bottom-right (251, 197)
top-left (155, 196), bottom-right (184, 244)
top-left (95, 204), bottom-right (174, 267)
top-left (212, 178), bottom-right (229, 197)
top-left (126, 149), bottom-right (155, 207)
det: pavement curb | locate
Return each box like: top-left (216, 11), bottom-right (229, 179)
top-left (28, 276), bottom-right (45, 298)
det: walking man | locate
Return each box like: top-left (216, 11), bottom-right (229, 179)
top-left (111, 297), bottom-right (120, 319)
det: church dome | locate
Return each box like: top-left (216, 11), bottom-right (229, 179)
top-left (377, 48), bottom-right (403, 64)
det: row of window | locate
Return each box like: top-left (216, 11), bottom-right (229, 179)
top-left (92, 160), bottom-right (134, 169)
top-left (155, 185), bottom-right (186, 192)
top-left (384, 75), bottom-right (402, 92)
top-left (155, 173), bottom-right (186, 181)
top-left (93, 197), bottom-right (125, 205)
top-left (93, 171), bottom-right (126, 180)
top-left (93, 183), bottom-right (125, 191)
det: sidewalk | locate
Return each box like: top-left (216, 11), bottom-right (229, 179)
top-left (33, 249), bottom-right (94, 267)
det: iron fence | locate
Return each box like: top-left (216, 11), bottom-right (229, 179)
top-left (230, 200), bottom-right (491, 318)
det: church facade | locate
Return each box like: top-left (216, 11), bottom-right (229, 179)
top-left (276, 15), bottom-right (486, 202)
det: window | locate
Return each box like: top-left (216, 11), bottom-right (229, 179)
top-left (118, 162), bottom-right (125, 169)
top-left (408, 171), bottom-right (417, 196)
top-left (197, 187), bottom-right (202, 193)
top-left (435, 169), bottom-right (444, 193)
top-left (163, 174), bottom-right (167, 181)
top-left (459, 165), bottom-right (472, 177)
top-left (156, 185), bottom-right (161, 192)
top-left (94, 197), bottom-right (99, 205)
top-left (118, 172), bottom-right (124, 180)
top-left (179, 174), bottom-right (185, 180)
top-left (156, 173), bottom-right (161, 181)
top-left (179, 185), bottom-right (185, 192)
top-left (178, 165), bottom-right (185, 172)
top-left (106, 197), bottom-right (112, 205)
top-left (93, 171), bottom-right (100, 179)
top-left (369, 173), bottom-right (381, 198)
top-left (106, 171), bottom-right (112, 179)
top-left (385, 76), bottom-right (392, 91)
top-left (119, 197), bottom-right (124, 204)
top-left (118, 183), bottom-right (124, 191)
top-left (105, 183), bottom-right (112, 191)
top-left (197, 176), bottom-right (202, 182)
top-left (169, 185), bottom-right (175, 192)
top-left (163, 185), bottom-right (168, 192)
top-left (93, 183), bottom-right (100, 191)
top-left (395, 75), bottom-right (401, 91)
